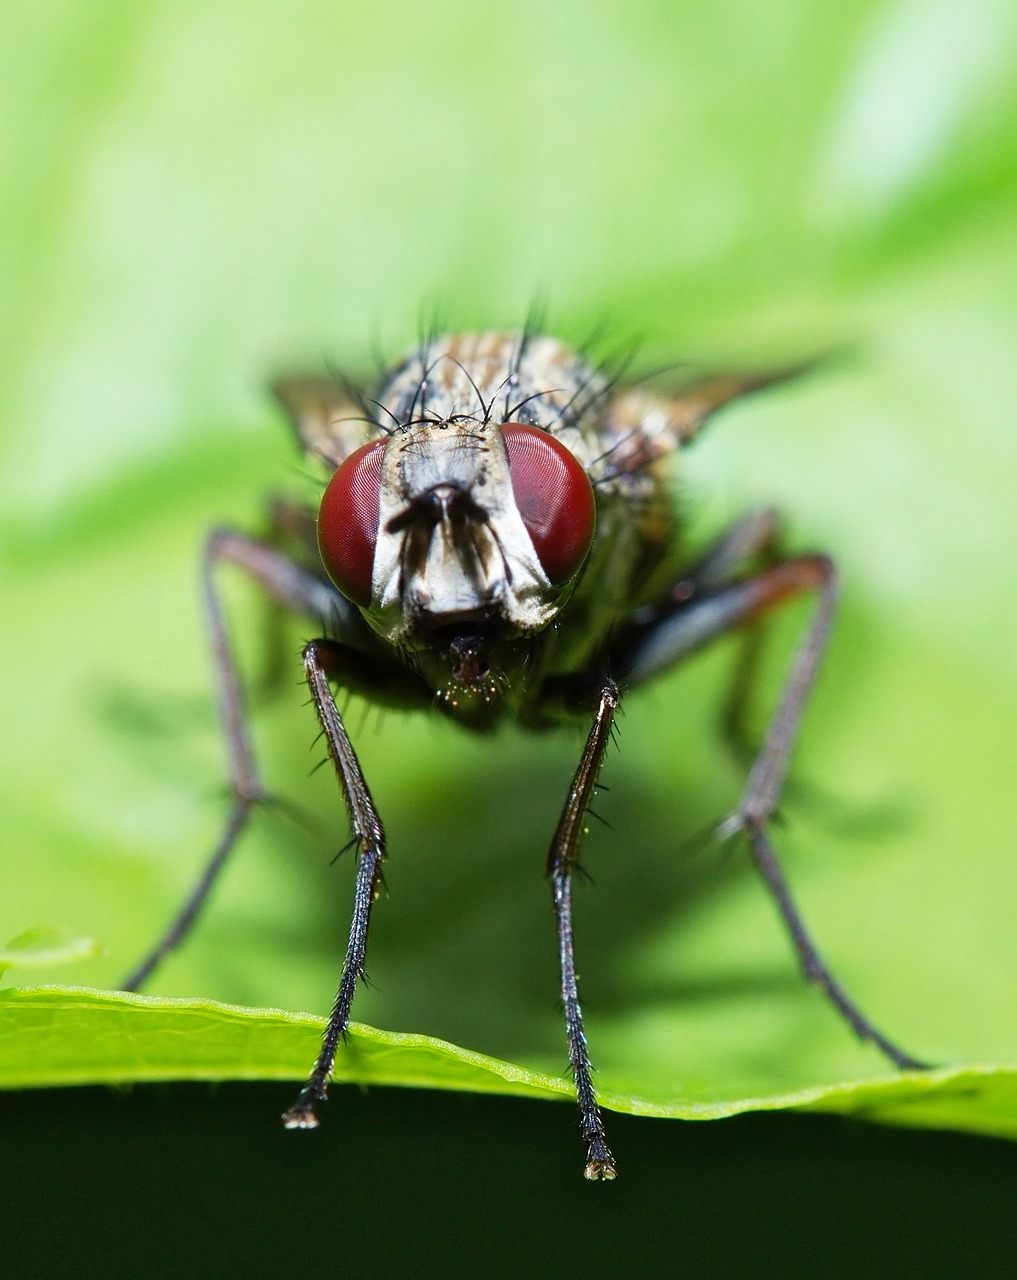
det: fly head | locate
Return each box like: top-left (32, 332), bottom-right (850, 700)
top-left (317, 414), bottom-right (596, 661)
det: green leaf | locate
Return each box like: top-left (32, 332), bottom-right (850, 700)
top-left (5, 988), bottom-right (1016, 1145)
top-left (0, 986), bottom-right (573, 1099)
top-left (2, 0), bottom-right (1016, 1154)
top-left (0, 928), bottom-right (101, 977)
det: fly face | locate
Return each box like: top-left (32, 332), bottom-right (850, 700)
top-left (123, 329), bottom-right (928, 1181)
top-left (320, 416), bottom-right (594, 648)
top-left (376, 422), bottom-right (537, 637)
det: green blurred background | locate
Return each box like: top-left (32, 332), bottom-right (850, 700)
top-left (2, 0), bottom-right (1016, 1273)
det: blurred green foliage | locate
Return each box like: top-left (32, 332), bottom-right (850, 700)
top-left (1, 0), bottom-right (1016, 1157)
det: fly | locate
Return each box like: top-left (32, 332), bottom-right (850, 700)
top-left (122, 329), bottom-right (926, 1180)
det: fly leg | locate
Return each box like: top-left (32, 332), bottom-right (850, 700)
top-left (612, 552), bottom-right (926, 1070)
top-left (282, 638), bottom-right (389, 1129)
top-left (680, 508), bottom-right (784, 756)
top-left (120, 522), bottom-right (372, 991)
top-left (548, 678), bottom-right (621, 1181)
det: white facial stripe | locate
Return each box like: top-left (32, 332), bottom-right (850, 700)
top-left (368, 422), bottom-right (558, 642)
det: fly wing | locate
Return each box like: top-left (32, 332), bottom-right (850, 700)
top-left (600, 359), bottom-right (821, 478)
top-left (271, 373), bottom-right (381, 469)
top-left (651, 362), bottom-right (818, 443)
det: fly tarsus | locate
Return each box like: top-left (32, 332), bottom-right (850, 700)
top-left (119, 794), bottom-right (261, 991)
top-left (743, 820), bottom-right (930, 1071)
top-left (584, 1137), bottom-right (618, 1182)
top-left (281, 1094), bottom-right (323, 1130)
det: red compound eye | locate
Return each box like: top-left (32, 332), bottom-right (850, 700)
top-left (502, 425), bottom-right (595, 584)
top-left (317, 439), bottom-right (385, 605)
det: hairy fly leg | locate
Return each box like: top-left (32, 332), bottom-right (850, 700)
top-left (613, 551), bottom-right (926, 1070)
top-left (120, 522), bottom-right (375, 992)
top-left (547, 678), bottom-right (621, 1181)
top-left (281, 638), bottom-right (391, 1129)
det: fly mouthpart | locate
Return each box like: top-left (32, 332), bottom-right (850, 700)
top-left (438, 631), bottom-right (506, 711)
top-left (415, 613), bottom-right (499, 642)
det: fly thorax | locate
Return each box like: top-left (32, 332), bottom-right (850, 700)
top-left (369, 422), bottom-right (560, 645)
